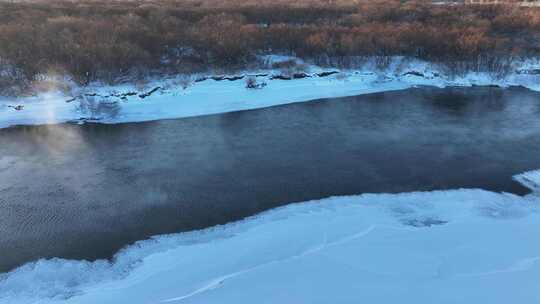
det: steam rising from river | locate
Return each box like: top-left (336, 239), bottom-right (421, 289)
top-left (1, 85), bottom-right (540, 303)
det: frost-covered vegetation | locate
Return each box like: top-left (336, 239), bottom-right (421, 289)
top-left (1, 0), bottom-right (540, 94)
top-left (76, 95), bottom-right (121, 120)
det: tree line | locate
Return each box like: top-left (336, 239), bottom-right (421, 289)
top-left (0, 0), bottom-right (539, 93)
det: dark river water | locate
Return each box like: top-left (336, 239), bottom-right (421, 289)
top-left (1, 86), bottom-right (540, 272)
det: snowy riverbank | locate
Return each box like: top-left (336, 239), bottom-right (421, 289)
top-left (0, 169), bottom-right (539, 304)
top-left (1, 57), bottom-right (540, 129)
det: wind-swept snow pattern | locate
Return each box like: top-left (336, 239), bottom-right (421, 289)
top-left (2, 57), bottom-right (540, 129)
top-left (0, 170), bottom-right (539, 304)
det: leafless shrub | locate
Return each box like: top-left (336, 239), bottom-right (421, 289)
top-left (177, 75), bottom-right (194, 90)
top-left (374, 56), bottom-right (393, 72)
top-left (271, 59), bottom-right (298, 70)
top-left (77, 95), bottom-right (121, 119)
top-left (162, 75), bottom-right (194, 91)
top-left (245, 76), bottom-right (266, 89)
top-left (29, 73), bottom-right (75, 96)
top-left (0, 0), bottom-right (538, 92)
top-left (278, 61), bottom-right (310, 78)
top-left (135, 79), bottom-right (150, 92)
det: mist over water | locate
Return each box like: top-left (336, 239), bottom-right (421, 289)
top-left (1, 86), bottom-right (540, 273)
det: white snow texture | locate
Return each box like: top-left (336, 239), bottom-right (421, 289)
top-left (0, 170), bottom-right (539, 304)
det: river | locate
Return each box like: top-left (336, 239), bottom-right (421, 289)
top-left (1, 86), bottom-right (539, 272)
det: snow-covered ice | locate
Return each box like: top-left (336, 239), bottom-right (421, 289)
top-left (0, 169), bottom-right (539, 304)
top-left (1, 57), bottom-right (540, 129)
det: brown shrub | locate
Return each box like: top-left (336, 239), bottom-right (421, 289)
top-left (0, 0), bottom-right (538, 92)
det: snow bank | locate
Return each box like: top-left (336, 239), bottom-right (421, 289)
top-left (1, 57), bottom-right (540, 129)
top-left (1, 170), bottom-right (539, 304)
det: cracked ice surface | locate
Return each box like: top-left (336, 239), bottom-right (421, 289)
top-left (1, 170), bottom-right (540, 304)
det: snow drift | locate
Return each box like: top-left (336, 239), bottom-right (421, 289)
top-left (0, 169), bottom-right (539, 304)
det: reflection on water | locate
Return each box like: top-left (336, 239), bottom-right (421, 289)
top-left (1, 86), bottom-right (540, 272)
